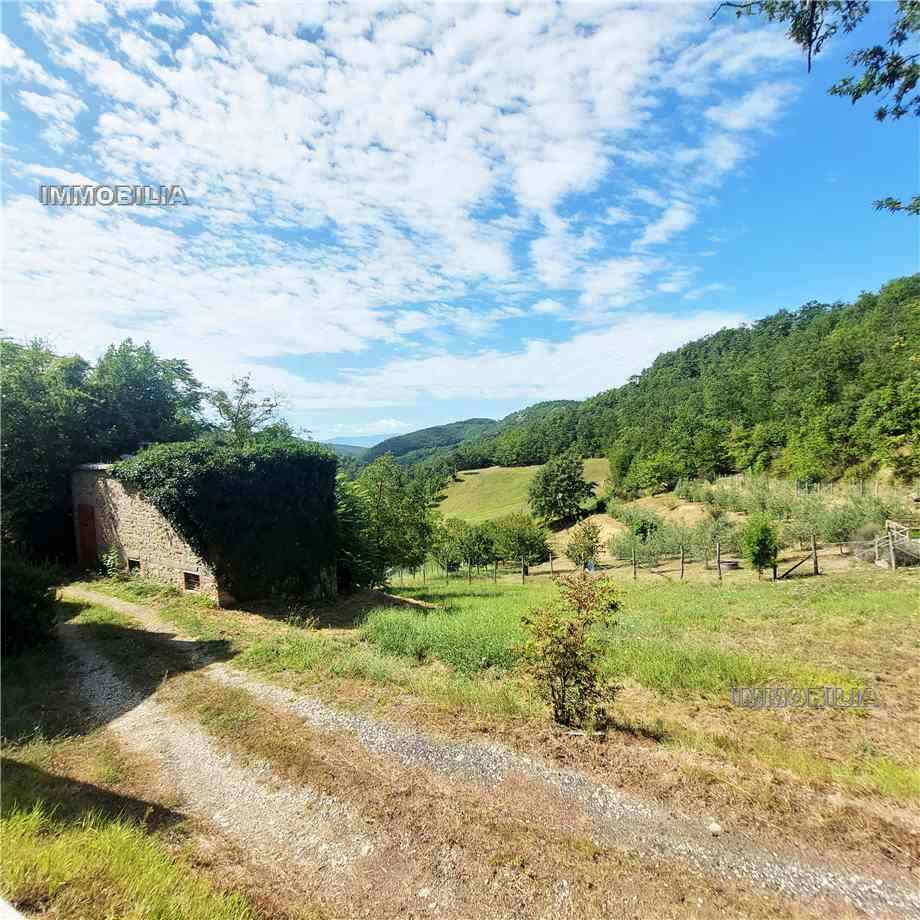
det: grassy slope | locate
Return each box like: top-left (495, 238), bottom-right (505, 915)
top-left (439, 458), bottom-right (610, 523)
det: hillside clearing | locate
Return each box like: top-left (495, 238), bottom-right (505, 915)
top-left (438, 458), bottom-right (609, 523)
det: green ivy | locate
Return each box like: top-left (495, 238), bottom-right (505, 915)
top-left (114, 441), bottom-right (338, 601)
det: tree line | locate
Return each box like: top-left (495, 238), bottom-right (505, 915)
top-left (407, 276), bottom-right (919, 493)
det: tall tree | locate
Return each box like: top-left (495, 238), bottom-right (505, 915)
top-left (208, 375), bottom-right (281, 447)
top-left (1, 338), bottom-right (206, 559)
top-left (528, 451), bottom-right (595, 525)
top-left (355, 455), bottom-right (436, 585)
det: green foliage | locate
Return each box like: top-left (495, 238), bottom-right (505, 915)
top-left (527, 451), bottom-right (595, 524)
top-left (98, 545), bottom-right (125, 580)
top-left (364, 418), bottom-right (498, 463)
top-left (565, 520), bottom-right (602, 569)
top-left (1, 554), bottom-right (60, 653)
top-left (741, 513), bottom-right (781, 576)
top-left (207, 374), bottom-right (282, 447)
top-left (491, 512), bottom-right (549, 566)
top-left (334, 473), bottom-right (378, 591)
top-left (114, 441), bottom-right (337, 600)
top-left (719, 1), bottom-right (918, 213)
top-left (519, 573), bottom-right (620, 729)
top-left (389, 278), bottom-right (920, 490)
top-left (1, 338), bottom-right (204, 559)
top-left (430, 517), bottom-right (468, 572)
top-left (353, 456), bottom-right (439, 585)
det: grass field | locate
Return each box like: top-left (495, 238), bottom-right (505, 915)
top-left (75, 567), bottom-right (920, 812)
top-left (438, 457), bottom-right (610, 522)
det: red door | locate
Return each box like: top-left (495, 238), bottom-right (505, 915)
top-left (77, 504), bottom-right (97, 565)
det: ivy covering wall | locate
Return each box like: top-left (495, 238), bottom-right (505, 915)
top-left (114, 441), bottom-right (338, 600)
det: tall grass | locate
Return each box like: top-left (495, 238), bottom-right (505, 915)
top-left (2, 804), bottom-right (255, 920)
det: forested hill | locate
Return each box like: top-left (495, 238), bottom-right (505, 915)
top-left (364, 418), bottom-right (498, 462)
top-left (365, 401), bottom-right (580, 464)
top-left (402, 276), bottom-right (919, 490)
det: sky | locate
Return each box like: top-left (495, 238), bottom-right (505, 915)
top-left (1, 1), bottom-right (917, 444)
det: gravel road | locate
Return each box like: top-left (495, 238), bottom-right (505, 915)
top-left (57, 616), bottom-right (373, 882)
top-left (61, 586), bottom-right (920, 918)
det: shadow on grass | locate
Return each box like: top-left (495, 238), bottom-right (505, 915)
top-left (4, 600), bottom-right (235, 742)
top-left (1, 758), bottom-right (184, 833)
top-left (233, 588), bottom-right (438, 630)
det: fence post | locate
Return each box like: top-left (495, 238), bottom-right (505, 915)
top-left (680, 544), bottom-right (685, 580)
top-left (632, 546), bottom-right (637, 580)
top-left (521, 555), bottom-right (526, 584)
top-left (888, 531), bottom-right (897, 570)
top-left (716, 540), bottom-right (722, 583)
top-left (874, 536), bottom-right (879, 564)
top-left (811, 534), bottom-right (819, 576)
top-left (549, 550), bottom-right (554, 575)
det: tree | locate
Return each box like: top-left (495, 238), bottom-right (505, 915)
top-left (90, 339), bottom-right (204, 455)
top-left (208, 375), bottom-right (282, 447)
top-left (741, 513), bottom-right (781, 577)
top-left (520, 572), bottom-right (620, 729)
top-left (1, 338), bottom-right (205, 559)
top-left (459, 522), bottom-right (496, 581)
top-left (355, 455), bottom-right (436, 585)
top-left (493, 512), bottom-right (549, 582)
top-left (431, 517), bottom-right (468, 577)
top-left (714, 0), bottom-right (919, 214)
top-left (565, 520), bottom-right (602, 570)
top-left (528, 451), bottom-right (595, 524)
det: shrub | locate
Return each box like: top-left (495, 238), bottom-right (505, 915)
top-left (565, 520), bottom-right (602, 569)
top-left (99, 544), bottom-right (125, 579)
top-left (1, 554), bottom-right (60, 653)
top-left (519, 573), bottom-right (620, 729)
top-left (741, 513), bottom-right (780, 577)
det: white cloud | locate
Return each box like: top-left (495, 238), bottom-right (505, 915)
top-left (705, 82), bottom-right (797, 131)
top-left (532, 299), bottom-right (565, 315)
top-left (684, 282), bottom-right (728, 301)
top-left (634, 201), bottom-right (696, 248)
top-left (1, 1), bottom-right (802, 415)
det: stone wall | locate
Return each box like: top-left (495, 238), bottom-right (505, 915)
top-left (72, 464), bottom-right (224, 604)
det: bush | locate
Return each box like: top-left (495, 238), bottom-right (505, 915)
top-left (2, 554), bottom-right (60, 653)
top-left (741, 513), bottom-right (780, 577)
top-left (519, 573), bottom-right (620, 729)
top-left (565, 520), bottom-right (602, 569)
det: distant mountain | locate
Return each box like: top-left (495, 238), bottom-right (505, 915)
top-left (328, 435), bottom-right (385, 448)
top-left (318, 441), bottom-right (368, 458)
top-left (364, 418), bottom-right (498, 462)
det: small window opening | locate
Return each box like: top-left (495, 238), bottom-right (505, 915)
top-left (127, 559), bottom-right (141, 574)
top-left (183, 572), bottom-right (201, 591)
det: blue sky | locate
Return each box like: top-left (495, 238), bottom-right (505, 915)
top-left (2, 1), bottom-right (916, 443)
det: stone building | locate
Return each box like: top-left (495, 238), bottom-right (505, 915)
top-left (72, 463), bottom-right (229, 605)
